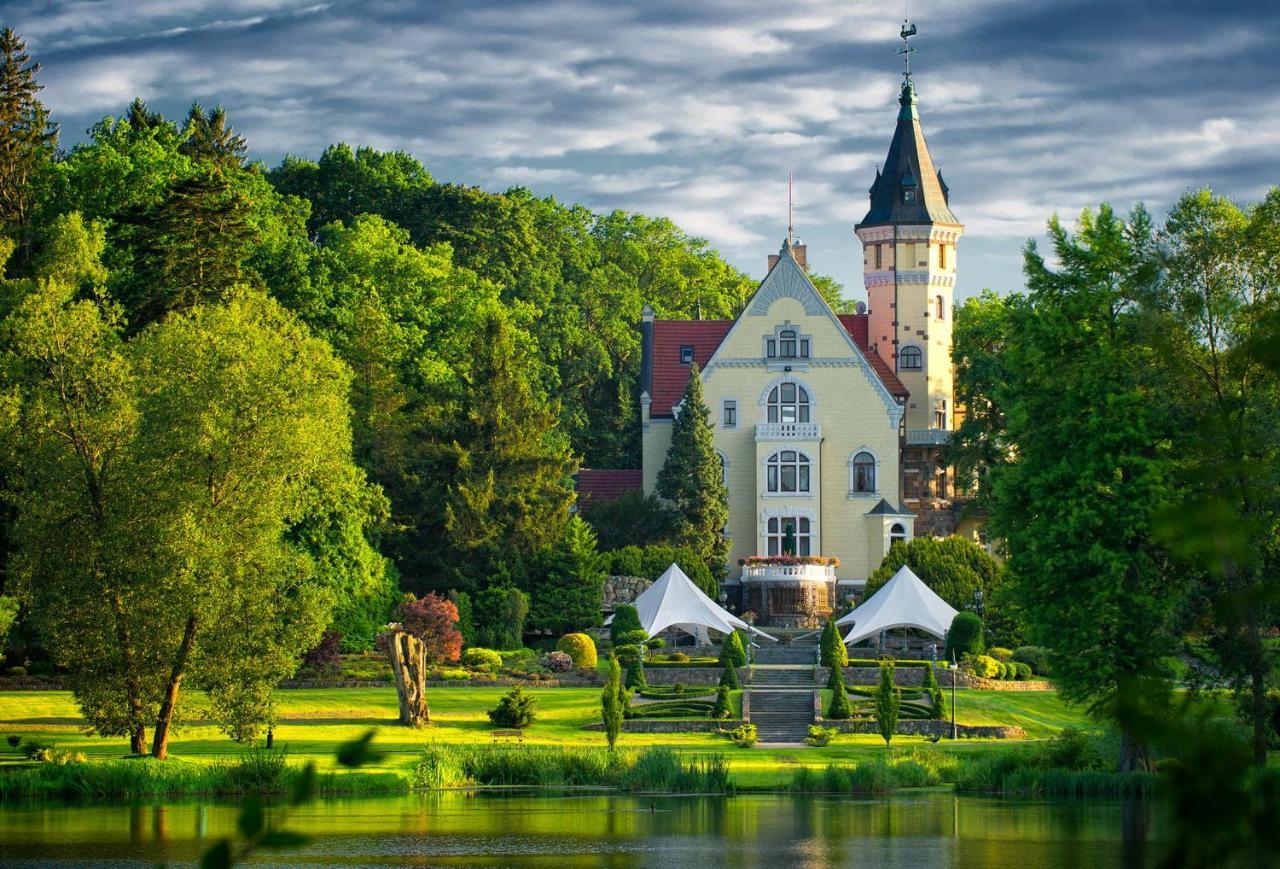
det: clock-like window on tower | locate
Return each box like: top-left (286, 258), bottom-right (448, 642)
top-left (766, 450), bottom-right (811, 494)
top-left (899, 345), bottom-right (922, 371)
top-left (767, 516), bottom-right (811, 556)
top-left (767, 382), bottom-right (810, 424)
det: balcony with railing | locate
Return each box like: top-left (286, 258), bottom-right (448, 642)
top-left (756, 422), bottom-right (821, 441)
top-left (741, 561), bottom-right (837, 583)
top-left (905, 428), bottom-right (950, 445)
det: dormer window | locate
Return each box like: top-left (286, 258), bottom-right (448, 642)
top-left (779, 330), bottom-right (797, 358)
top-left (903, 189), bottom-right (916, 204)
top-left (680, 345), bottom-right (694, 364)
top-left (765, 325), bottom-right (811, 360)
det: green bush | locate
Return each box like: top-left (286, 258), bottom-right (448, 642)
top-left (725, 723), bottom-right (756, 747)
top-left (827, 669), bottom-right (852, 720)
top-left (619, 648), bottom-right (646, 689)
top-left (804, 725), bottom-right (837, 747)
top-left (1013, 662), bottom-right (1032, 681)
top-left (556, 633), bottom-right (598, 669)
top-left (668, 652), bottom-right (689, 663)
top-left (7, 666), bottom-right (27, 677)
top-left (605, 545), bottom-right (717, 599)
top-left (1012, 646), bottom-right (1053, 676)
top-left (922, 664), bottom-right (947, 719)
top-left (719, 630), bottom-right (747, 668)
top-left (462, 647), bottom-right (503, 672)
top-left (712, 685), bottom-right (732, 719)
top-left (608, 604), bottom-right (643, 644)
top-left (626, 700), bottom-right (716, 719)
top-left (474, 585), bottom-right (529, 651)
top-left (988, 646), bottom-right (1014, 661)
top-left (618, 629), bottom-right (649, 647)
top-left (945, 612), bottom-right (984, 659)
top-left (487, 688), bottom-right (537, 728)
top-left (718, 664), bottom-right (739, 690)
top-left (962, 654), bottom-right (1001, 679)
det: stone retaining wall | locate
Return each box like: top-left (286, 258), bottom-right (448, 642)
top-left (818, 667), bottom-right (976, 688)
top-left (968, 677), bottom-right (1053, 691)
top-left (582, 719), bottom-right (740, 733)
top-left (644, 667), bottom-right (746, 685)
top-left (816, 718), bottom-right (1026, 739)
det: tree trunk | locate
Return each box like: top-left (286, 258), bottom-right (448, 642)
top-left (386, 631), bottom-right (429, 727)
top-left (130, 725), bottom-right (147, 756)
top-left (1117, 730), bottom-right (1151, 773)
top-left (151, 614), bottom-right (198, 760)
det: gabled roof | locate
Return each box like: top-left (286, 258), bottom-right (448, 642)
top-left (835, 564), bottom-right (960, 645)
top-left (647, 303), bottom-right (907, 417)
top-left (856, 80), bottom-right (959, 229)
top-left (866, 498), bottom-right (915, 516)
top-left (574, 469), bottom-right (643, 504)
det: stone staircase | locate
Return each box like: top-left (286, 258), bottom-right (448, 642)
top-left (746, 639), bottom-right (820, 744)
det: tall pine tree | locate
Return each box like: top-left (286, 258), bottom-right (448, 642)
top-left (0, 29), bottom-right (57, 239)
top-left (656, 363), bottom-right (729, 578)
top-left (529, 515), bottom-right (605, 634)
top-left (444, 312), bottom-right (576, 588)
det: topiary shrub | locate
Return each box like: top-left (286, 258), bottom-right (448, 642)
top-left (539, 651), bottom-right (574, 672)
top-left (618, 629), bottom-right (649, 648)
top-left (616, 645), bottom-right (647, 689)
top-left (719, 664), bottom-right (739, 690)
top-left (804, 725), bottom-right (837, 746)
top-left (945, 612), bottom-right (984, 660)
top-left (609, 604), bottom-right (643, 645)
top-left (719, 631), bottom-right (747, 669)
top-left (727, 723), bottom-right (756, 747)
top-left (462, 647), bottom-right (503, 672)
top-left (487, 687), bottom-right (537, 728)
top-left (668, 651), bottom-right (690, 663)
top-left (988, 646), bottom-right (1014, 661)
top-left (1012, 645), bottom-right (1053, 677)
top-left (827, 668), bottom-right (852, 720)
top-left (712, 685), bottom-right (732, 719)
top-left (922, 663), bottom-right (947, 719)
top-left (1013, 662), bottom-right (1032, 681)
top-left (556, 633), bottom-right (598, 669)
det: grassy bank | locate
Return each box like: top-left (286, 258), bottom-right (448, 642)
top-left (0, 686), bottom-right (1093, 792)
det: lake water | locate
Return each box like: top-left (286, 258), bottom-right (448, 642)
top-left (0, 791), bottom-right (1164, 867)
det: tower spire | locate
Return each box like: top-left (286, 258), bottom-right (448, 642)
top-left (787, 171), bottom-right (794, 244)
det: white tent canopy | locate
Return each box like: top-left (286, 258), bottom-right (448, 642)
top-left (608, 563), bottom-right (776, 644)
top-left (836, 564), bottom-right (959, 646)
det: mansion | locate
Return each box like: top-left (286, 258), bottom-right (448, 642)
top-left (582, 72), bottom-right (979, 626)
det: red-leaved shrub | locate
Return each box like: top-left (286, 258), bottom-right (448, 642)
top-left (396, 593), bottom-right (462, 664)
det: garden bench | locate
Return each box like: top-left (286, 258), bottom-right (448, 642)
top-left (491, 728), bottom-right (525, 743)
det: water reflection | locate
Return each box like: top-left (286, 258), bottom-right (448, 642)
top-left (0, 791), bottom-right (1164, 867)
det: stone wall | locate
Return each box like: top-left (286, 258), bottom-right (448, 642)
top-left (582, 719), bottom-right (740, 733)
top-left (817, 718), bottom-right (1026, 739)
top-left (603, 575), bottom-right (652, 612)
top-left (645, 666), bottom-right (747, 685)
top-left (818, 666), bottom-right (975, 688)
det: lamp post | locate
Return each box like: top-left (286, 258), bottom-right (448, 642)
top-left (950, 653), bottom-right (957, 740)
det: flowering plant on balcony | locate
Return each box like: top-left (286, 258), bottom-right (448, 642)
top-left (738, 555), bottom-right (840, 568)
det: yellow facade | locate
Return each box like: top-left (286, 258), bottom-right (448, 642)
top-left (641, 248), bottom-right (915, 589)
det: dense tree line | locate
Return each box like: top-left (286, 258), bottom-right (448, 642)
top-left (0, 31), bottom-right (755, 752)
top-left (950, 195), bottom-right (1280, 771)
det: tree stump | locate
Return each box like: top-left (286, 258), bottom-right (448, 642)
top-left (386, 630), bottom-right (430, 727)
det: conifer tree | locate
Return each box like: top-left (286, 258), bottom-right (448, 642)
top-left (601, 655), bottom-right (624, 750)
top-left (874, 659), bottom-right (900, 746)
top-left (125, 98), bottom-right (166, 136)
top-left (656, 363), bottom-right (729, 577)
top-left (180, 102), bottom-right (247, 167)
top-left (529, 515), bottom-right (605, 634)
top-left (923, 662), bottom-right (948, 720)
top-left (444, 312), bottom-right (576, 587)
top-left (719, 629), bottom-right (747, 668)
top-left (0, 28), bottom-right (57, 235)
top-left (827, 665), bottom-right (851, 720)
top-left (718, 662), bottom-right (739, 690)
top-left (821, 618), bottom-right (848, 688)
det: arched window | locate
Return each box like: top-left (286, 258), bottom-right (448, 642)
top-left (851, 451), bottom-right (876, 494)
top-left (898, 345), bottom-right (922, 371)
top-left (767, 382), bottom-right (810, 424)
top-left (935, 295), bottom-right (945, 320)
top-left (889, 523), bottom-right (908, 546)
top-left (766, 450), bottom-right (811, 493)
top-left (778, 329), bottom-right (797, 358)
top-left (767, 516), bottom-right (811, 556)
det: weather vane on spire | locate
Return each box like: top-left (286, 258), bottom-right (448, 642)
top-left (898, 11), bottom-right (918, 85)
top-left (787, 171), bottom-right (794, 244)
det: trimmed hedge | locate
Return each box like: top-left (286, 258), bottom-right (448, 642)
top-left (556, 633), bottom-right (598, 669)
top-left (627, 700), bottom-right (717, 719)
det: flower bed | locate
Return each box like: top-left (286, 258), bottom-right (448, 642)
top-left (739, 555), bottom-right (840, 568)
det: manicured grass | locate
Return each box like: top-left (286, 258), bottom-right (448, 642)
top-left (0, 686), bottom-right (1090, 790)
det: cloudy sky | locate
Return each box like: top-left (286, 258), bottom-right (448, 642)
top-left (8, 0), bottom-right (1279, 300)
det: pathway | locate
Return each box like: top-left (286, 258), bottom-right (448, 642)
top-left (747, 638), bottom-right (818, 744)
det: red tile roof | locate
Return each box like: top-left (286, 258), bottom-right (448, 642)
top-left (575, 469), bottom-right (643, 504)
top-left (648, 313), bottom-right (907, 417)
top-left (649, 319), bottom-right (734, 417)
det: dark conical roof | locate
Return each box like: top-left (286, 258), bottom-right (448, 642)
top-left (856, 79), bottom-right (959, 229)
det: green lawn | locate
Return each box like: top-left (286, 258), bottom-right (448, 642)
top-left (0, 686), bottom-right (1089, 789)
